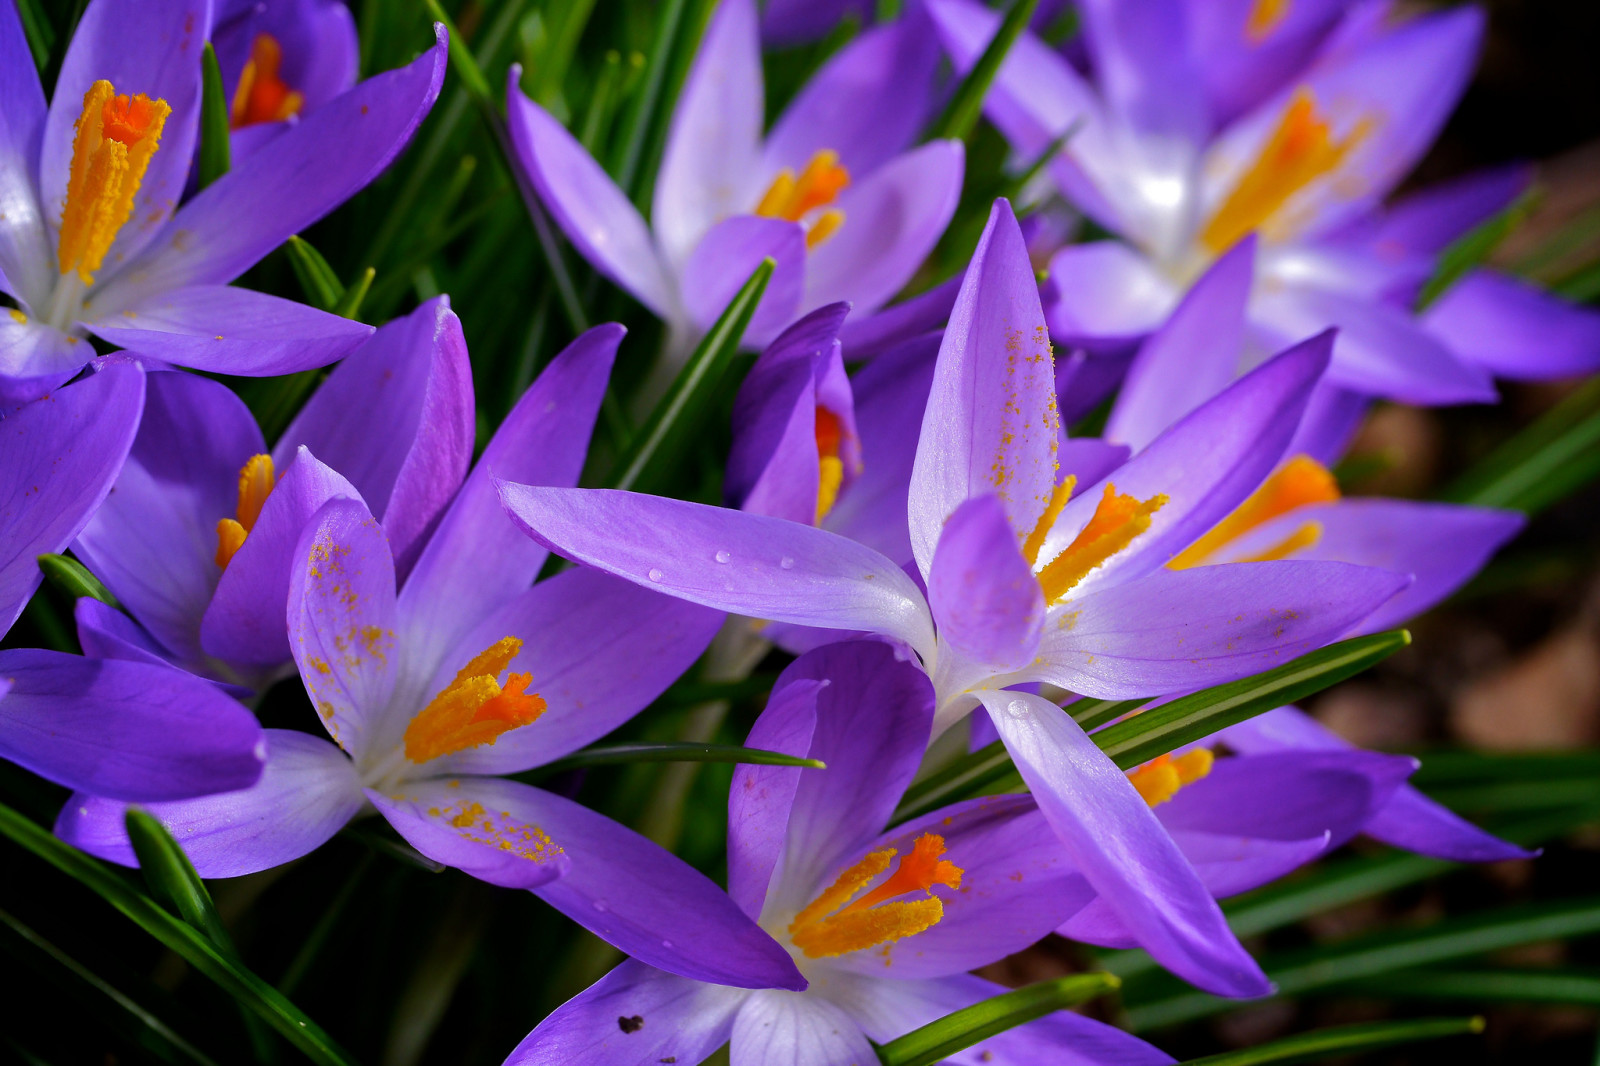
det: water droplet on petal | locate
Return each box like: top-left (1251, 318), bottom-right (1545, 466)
top-left (660, 939), bottom-right (674, 949)
top-left (647, 569), bottom-right (664, 582)
top-left (593, 899), bottom-right (609, 912)
top-left (779, 556), bottom-right (795, 569)
top-left (714, 550), bottom-right (731, 564)
top-left (1006, 699), bottom-right (1031, 720)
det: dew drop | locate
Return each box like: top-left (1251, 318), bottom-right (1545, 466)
top-left (593, 899), bottom-right (609, 912)
top-left (1006, 699), bottom-right (1030, 720)
top-left (779, 556), bottom-right (795, 569)
top-left (714, 550), bottom-right (731, 564)
top-left (647, 569), bottom-right (664, 582)
top-left (660, 939), bottom-right (674, 949)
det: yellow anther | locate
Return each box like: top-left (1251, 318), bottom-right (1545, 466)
top-left (788, 834), bottom-right (964, 959)
top-left (57, 80), bottom-right (171, 285)
top-left (1246, 0), bottom-right (1291, 41)
top-left (1022, 475), bottom-right (1077, 567)
top-left (806, 209), bottom-right (845, 249)
top-left (1037, 483), bottom-right (1167, 603)
top-left (1169, 454), bottom-right (1339, 569)
top-left (1200, 88), bottom-right (1367, 253)
top-left (756, 150), bottom-right (851, 223)
top-left (1238, 521), bottom-right (1324, 563)
top-left (231, 33), bottom-right (304, 128)
top-left (814, 407), bottom-right (845, 524)
top-left (1128, 749), bottom-right (1214, 807)
top-left (404, 637), bottom-right (547, 763)
top-left (214, 454), bottom-right (276, 568)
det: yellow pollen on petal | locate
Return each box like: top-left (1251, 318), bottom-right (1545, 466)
top-left (1022, 475), bottom-right (1077, 567)
top-left (214, 454), bottom-right (277, 568)
top-left (1036, 483), bottom-right (1166, 603)
top-left (788, 833), bottom-right (964, 959)
top-left (814, 407), bottom-right (846, 524)
top-left (1128, 749), bottom-right (1214, 807)
top-left (1246, 0), bottom-right (1291, 41)
top-left (57, 80), bottom-right (171, 285)
top-left (231, 33), bottom-right (305, 128)
top-left (403, 636), bottom-right (548, 764)
top-left (1200, 88), bottom-right (1367, 254)
top-left (1169, 454), bottom-right (1339, 569)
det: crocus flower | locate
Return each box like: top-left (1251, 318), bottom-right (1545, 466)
top-left (57, 326), bottom-right (797, 991)
top-left (212, 0), bottom-right (359, 156)
top-left (0, 0), bottom-right (445, 400)
top-left (72, 296), bottom-right (473, 693)
top-left (507, 0), bottom-right (961, 355)
top-left (498, 199), bottom-right (1412, 996)
top-left (925, 0), bottom-right (1600, 406)
top-left (510, 641), bottom-right (1175, 1066)
top-left (0, 364), bottom-right (265, 801)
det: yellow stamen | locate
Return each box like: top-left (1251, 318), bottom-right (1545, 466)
top-left (1238, 521), bottom-right (1324, 563)
top-left (1022, 475), bottom-right (1077, 567)
top-left (1037, 483), bottom-right (1167, 603)
top-left (1246, 0), bottom-right (1291, 41)
top-left (788, 833), bottom-right (964, 959)
top-left (1200, 88), bottom-right (1367, 253)
top-left (1169, 454), bottom-right (1339, 569)
top-left (214, 454), bottom-right (276, 569)
top-left (231, 33), bottom-right (304, 128)
top-left (806, 209), bottom-right (845, 249)
top-left (757, 150), bottom-right (850, 247)
top-left (1128, 749), bottom-right (1214, 807)
top-left (403, 637), bottom-right (547, 763)
top-left (814, 407), bottom-right (845, 523)
top-left (57, 81), bottom-right (171, 285)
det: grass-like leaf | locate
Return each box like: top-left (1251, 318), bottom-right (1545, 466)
top-left (196, 43), bottom-right (230, 191)
top-left (1417, 189), bottom-right (1536, 308)
top-left (930, 0), bottom-right (1041, 142)
top-left (1439, 376), bottom-right (1600, 514)
top-left (891, 739), bottom-right (1015, 826)
top-left (1179, 1016), bottom-right (1483, 1066)
top-left (1345, 966), bottom-right (1600, 1006)
top-left (124, 809), bottom-right (234, 951)
top-left (37, 553), bottom-right (117, 607)
top-left (535, 742), bottom-right (825, 776)
top-left (876, 973), bottom-right (1120, 1066)
top-left (283, 235), bottom-right (344, 312)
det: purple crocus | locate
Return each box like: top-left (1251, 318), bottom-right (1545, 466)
top-left (72, 296), bottom-right (473, 693)
top-left (925, 0), bottom-right (1600, 406)
top-left (497, 199), bottom-right (1412, 996)
top-left (0, 0), bottom-right (444, 401)
top-left (0, 365), bottom-right (265, 802)
top-left (212, 0), bottom-right (359, 157)
top-left (506, 0), bottom-right (961, 355)
top-left (509, 641), bottom-right (1175, 1066)
top-left (56, 326), bottom-right (796, 991)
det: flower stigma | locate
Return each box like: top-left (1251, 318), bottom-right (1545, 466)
top-left (232, 33), bottom-right (304, 127)
top-left (1169, 454), bottom-right (1339, 569)
top-left (403, 637), bottom-right (547, 763)
top-left (814, 407), bottom-right (846, 523)
top-left (756, 150), bottom-right (850, 249)
top-left (1035, 483), bottom-right (1168, 603)
top-left (788, 833), bottom-right (964, 959)
top-left (1128, 749), bottom-right (1214, 807)
top-left (215, 454), bottom-right (276, 568)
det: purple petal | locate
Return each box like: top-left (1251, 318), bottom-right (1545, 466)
top-left (0, 649), bottom-right (263, 801)
top-left (1038, 561), bottom-right (1409, 698)
top-left (978, 689), bottom-right (1269, 998)
top-left (288, 498), bottom-right (398, 764)
top-left (505, 77), bottom-right (674, 318)
top-left (420, 566), bottom-right (725, 776)
top-left (1424, 270), bottom-right (1600, 381)
top-left (89, 285), bottom-right (374, 375)
top-left (367, 778), bottom-right (570, 891)
top-left (56, 728), bottom-right (359, 877)
top-left (504, 958), bottom-right (746, 1066)
top-left (1343, 164), bottom-right (1530, 260)
top-left (803, 140), bottom-right (965, 315)
top-left (731, 992), bottom-right (875, 1066)
top-left (212, 0), bottom-right (359, 119)
top-left (762, 0), bottom-right (875, 47)
top-left (398, 323), bottom-right (620, 675)
top-left (1058, 437), bottom-right (1131, 488)
top-left (1076, 0), bottom-right (1206, 145)
top-left (496, 486), bottom-right (936, 656)
top-left (0, 365), bottom-right (144, 634)
top-left (277, 296), bottom-right (474, 578)
top-left (200, 447), bottom-right (360, 667)
top-left (1186, 0), bottom-right (1347, 127)
top-left (0, 0), bottom-right (48, 312)
top-left (909, 198), bottom-right (1058, 579)
top-left (837, 276), bottom-right (960, 360)
top-left (1286, 382), bottom-right (1369, 465)
top-left (74, 597), bottom-right (176, 670)
top-left (1042, 243), bottom-right (1176, 348)
top-left (928, 495), bottom-right (1045, 673)
top-left (374, 775), bottom-right (806, 990)
top-left (0, 318), bottom-right (86, 383)
top-left (681, 215), bottom-right (807, 343)
top-left (728, 674), bottom-right (822, 917)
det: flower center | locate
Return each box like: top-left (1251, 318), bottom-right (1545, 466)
top-left (1246, 0), bottom-right (1290, 41)
top-left (755, 150), bottom-right (849, 249)
top-left (231, 33), bottom-right (304, 128)
top-left (1200, 88), bottom-right (1368, 254)
top-left (788, 833), bottom-right (964, 959)
top-left (814, 407), bottom-right (845, 524)
top-left (1128, 749), bottom-right (1214, 807)
top-left (403, 636), bottom-right (547, 764)
top-left (1030, 481), bottom-right (1168, 603)
top-left (1169, 454), bottom-right (1339, 570)
top-left (57, 81), bottom-right (170, 286)
top-left (215, 454), bottom-right (276, 569)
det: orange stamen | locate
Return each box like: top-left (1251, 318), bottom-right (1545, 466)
top-left (1200, 88), bottom-right (1367, 253)
top-left (1036, 483), bottom-right (1167, 603)
top-left (231, 33), bottom-right (304, 128)
top-left (788, 834), bottom-right (964, 959)
top-left (57, 81), bottom-right (170, 284)
top-left (403, 637), bottom-right (547, 763)
top-left (1128, 749), bottom-right (1214, 807)
top-left (1022, 475), bottom-right (1077, 567)
top-left (214, 454), bottom-right (276, 569)
top-left (1246, 0), bottom-right (1291, 41)
top-left (756, 150), bottom-right (851, 247)
top-left (1169, 454), bottom-right (1338, 569)
top-left (814, 407), bottom-right (846, 523)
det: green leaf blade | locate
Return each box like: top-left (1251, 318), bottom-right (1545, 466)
top-left (877, 973), bottom-right (1120, 1066)
top-left (37, 553), bottom-right (117, 607)
top-left (1179, 1016), bottom-right (1483, 1066)
top-left (930, 0), bottom-right (1041, 142)
top-left (535, 742), bottom-right (826, 776)
top-left (196, 42), bottom-right (230, 190)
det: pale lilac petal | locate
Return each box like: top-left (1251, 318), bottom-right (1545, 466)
top-left (728, 675), bottom-right (822, 917)
top-left (55, 729), bottom-right (360, 877)
top-left (0, 365), bottom-right (143, 634)
top-left (506, 78), bottom-right (674, 318)
top-left (504, 959), bottom-right (746, 1066)
top-left (0, 0), bottom-right (48, 311)
top-left (0, 649), bottom-right (263, 801)
top-left (978, 689), bottom-right (1269, 997)
top-left (88, 285), bottom-right (374, 375)
top-left (497, 486), bottom-right (936, 656)
top-left (1424, 270), bottom-right (1600, 381)
top-left (803, 140), bottom-right (965, 315)
top-left (1057, 437), bottom-right (1131, 488)
top-left (731, 991), bottom-right (875, 1066)
top-left (367, 778), bottom-right (570, 891)
top-left (0, 317), bottom-right (86, 382)
top-left (1076, 0), bottom-right (1206, 145)
top-left (374, 776), bottom-right (806, 989)
top-left (909, 199), bottom-right (1058, 579)
top-left (1187, 0), bottom-right (1347, 126)
top-left (288, 498), bottom-right (399, 763)
top-left (200, 447), bottom-right (360, 666)
top-left (1343, 164), bottom-right (1530, 260)
top-left (1043, 243), bottom-right (1178, 350)
top-left (681, 215), bottom-right (807, 343)
top-left (928, 495), bottom-right (1045, 673)
top-left (276, 296), bottom-right (474, 577)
